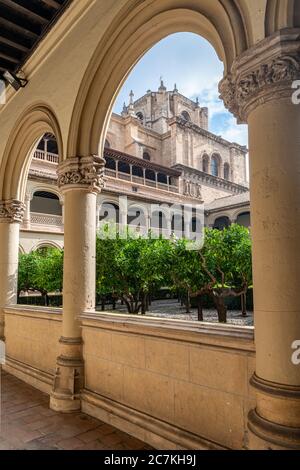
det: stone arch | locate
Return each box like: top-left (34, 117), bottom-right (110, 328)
top-left (265, 0), bottom-right (300, 36)
top-left (29, 185), bottom-right (63, 204)
top-left (143, 151), bottom-right (151, 161)
top-left (99, 199), bottom-right (120, 225)
top-left (0, 104), bottom-right (63, 203)
top-left (68, 0), bottom-right (249, 158)
top-left (213, 215), bottom-right (231, 230)
top-left (31, 190), bottom-right (62, 217)
top-left (31, 241), bottom-right (62, 253)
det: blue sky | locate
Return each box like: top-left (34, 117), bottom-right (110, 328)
top-left (114, 33), bottom-right (248, 147)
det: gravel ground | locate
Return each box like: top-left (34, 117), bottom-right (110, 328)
top-left (104, 299), bottom-right (254, 326)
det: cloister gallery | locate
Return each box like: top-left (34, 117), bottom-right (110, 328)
top-left (0, 0), bottom-right (300, 451)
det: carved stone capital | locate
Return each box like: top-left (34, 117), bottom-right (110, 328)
top-left (0, 199), bottom-right (25, 223)
top-left (219, 29), bottom-right (300, 122)
top-left (57, 155), bottom-right (106, 193)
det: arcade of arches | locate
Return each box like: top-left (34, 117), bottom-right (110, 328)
top-left (0, 0), bottom-right (300, 451)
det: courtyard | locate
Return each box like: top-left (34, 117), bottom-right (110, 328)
top-left (0, 0), bottom-right (299, 453)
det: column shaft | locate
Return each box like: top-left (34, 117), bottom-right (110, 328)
top-left (0, 223), bottom-right (20, 340)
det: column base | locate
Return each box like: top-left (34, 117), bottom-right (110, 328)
top-left (247, 374), bottom-right (300, 450)
top-left (50, 337), bottom-right (84, 413)
top-left (248, 409), bottom-right (300, 450)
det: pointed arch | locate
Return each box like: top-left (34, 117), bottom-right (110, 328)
top-left (67, 0), bottom-right (249, 158)
top-left (0, 104), bottom-right (63, 202)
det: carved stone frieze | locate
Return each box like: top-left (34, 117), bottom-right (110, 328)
top-left (57, 155), bottom-right (106, 193)
top-left (0, 200), bottom-right (25, 223)
top-left (219, 30), bottom-right (300, 122)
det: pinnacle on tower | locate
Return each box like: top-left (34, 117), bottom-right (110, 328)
top-left (158, 77), bottom-right (166, 92)
top-left (129, 90), bottom-right (134, 104)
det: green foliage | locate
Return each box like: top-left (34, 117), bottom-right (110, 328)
top-left (18, 248), bottom-right (63, 305)
top-left (201, 224), bottom-right (252, 290)
top-left (96, 226), bottom-right (173, 313)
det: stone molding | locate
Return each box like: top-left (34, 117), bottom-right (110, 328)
top-left (174, 164), bottom-right (248, 195)
top-left (219, 29), bottom-right (300, 122)
top-left (0, 199), bottom-right (25, 223)
top-left (57, 155), bottom-right (106, 193)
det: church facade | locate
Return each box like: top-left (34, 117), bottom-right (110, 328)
top-left (20, 81), bottom-right (250, 253)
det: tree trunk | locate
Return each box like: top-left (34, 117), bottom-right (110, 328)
top-left (197, 296), bottom-right (203, 322)
top-left (213, 295), bottom-right (227, 323)
top-left (186, 291), bottom-right (191, 314)
top-left (241, 292), bottom-right (247, 317)
top-left (141, 292), bottom-right (146, 315)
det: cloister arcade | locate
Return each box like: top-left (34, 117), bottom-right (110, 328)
top-left (0, 0), bottom-right (300, 450)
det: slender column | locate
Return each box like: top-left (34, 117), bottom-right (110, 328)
top-left (220, 29), bottom-right (300, 449)
top-left (50, 155), bottom-right (105, 412)
top-left (96, 199), bottom-right (101, 231)
top-left (44, 138), bottom-right (48, 160)
top-left (23, 193), bottom-right (31, 229)
top-left (0, 200), bottom-right (25, 340)
top-left (129, 164), bottom-right (133, 182)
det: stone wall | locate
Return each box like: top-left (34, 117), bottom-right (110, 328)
top-left (3, 307), bottom-right (62, 393)
top-left (81, 312), bottom-right (256, 450)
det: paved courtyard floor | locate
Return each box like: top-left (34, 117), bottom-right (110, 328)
top-left (0, 371), bottom-right (150, 450)
top-left (103, 299), bottom-right (254, 326)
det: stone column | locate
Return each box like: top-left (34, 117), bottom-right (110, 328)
top-left (0, 200), bottom-right (25, 340)
top-left (220, 29), bottom-right (300, 449)
top-left (50, 155), bottom-right (105, 412)
top-left (23, 193), bottom-right (31, 230)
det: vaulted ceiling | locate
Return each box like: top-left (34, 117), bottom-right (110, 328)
top-left (0, 0), bottom-right (72, 79)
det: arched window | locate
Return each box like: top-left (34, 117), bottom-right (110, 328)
top-left (202, 154), bottom-right (209, 173)
top-left (143, 151), bottom-right (151, 161)
top-left (211, 154), bottom-right (220, 177)
top-left (127, 207), bottom-right (147, 229)
top-left (118, 161), bottom-right (130, 174)
top-left (99, 202), bottom-right (120, 225)
top-left (236, 212), bottom-right (251, 228)
top-left (151, 211), bottom-right (168, 232)
top-left (105, 156), bottom-right (116, 170)
top-left (37, 133), bottom-right (58, 154)
top-left (224, 163), bottom-right (230, 180)
top-left (136, 112), bottom-right (144, 124)
top-left (31, 191), bottom-right (62, 216)
top-left (181, 111), bottom-right (191, 122)
top-left (213, 216), bottom-right (230, 231)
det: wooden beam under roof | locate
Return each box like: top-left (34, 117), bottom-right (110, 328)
top-left (41, 0), bottom-right (61, 10)
top-left (0, 0), bottom-right (49, 25)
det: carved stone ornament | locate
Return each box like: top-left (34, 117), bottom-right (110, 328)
top-left (0, 200), bottom-right (25, 223)
top-left (183, 179), bottom-right (203, 201)
top-left (219, 30), bottom-right (300, 122)
top-left (57, 155), bottom-right (106, 193)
